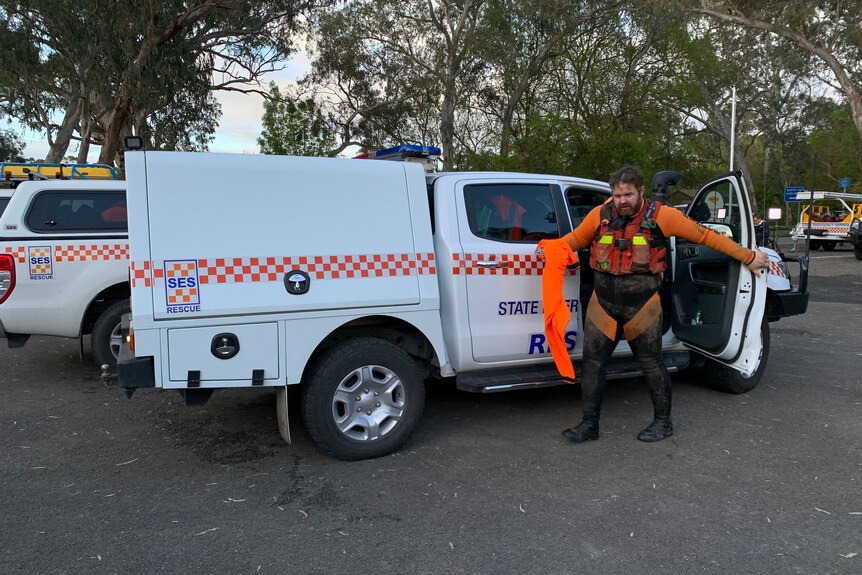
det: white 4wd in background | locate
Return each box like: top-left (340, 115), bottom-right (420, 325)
top-left (117, 149), bottom-right (809, 460)
top-left (0, 164), bottom-right (129, 371)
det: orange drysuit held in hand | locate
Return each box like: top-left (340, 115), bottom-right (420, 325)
top-left (537, 239), bottom-right (578, 382)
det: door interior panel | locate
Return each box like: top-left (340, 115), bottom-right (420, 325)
top-left (670, 242), bottom-right (741, 353)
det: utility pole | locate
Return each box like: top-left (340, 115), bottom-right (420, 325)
top-left (758, 147), bottom-right (769, 213)
top-left (805, 153), bottom-right (816, 259)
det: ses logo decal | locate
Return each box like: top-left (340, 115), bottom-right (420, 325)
top-left (28, 246), bottom-right (53, 280)
top-left (164, 260), bottom-right (201, 313)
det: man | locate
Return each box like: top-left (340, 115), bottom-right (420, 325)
top-left (552, 166), bottom-right (769, 443)
top-left (753, 213), bottom-right (770, 247)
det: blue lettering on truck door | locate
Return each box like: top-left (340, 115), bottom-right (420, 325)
top-left (528, 331), bottom-right (577, 354)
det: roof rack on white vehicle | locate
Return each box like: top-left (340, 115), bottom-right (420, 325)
top-left (0, 162), bottom-right (119, 186)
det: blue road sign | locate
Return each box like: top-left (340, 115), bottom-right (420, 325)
top-left (784, 186), bottom-right (804, 202)
top-left (839, 177), bottom-right (851, 189)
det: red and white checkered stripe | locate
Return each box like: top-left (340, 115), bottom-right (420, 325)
top-left (768, 261), bottom-right (787, 278)
top-left (133, 253), bottom-right (436, 287)
top-left (130, 260), bottom-right (151, 288)
top-left (54, 244), bottom-right (129, 262)
top-left (452, 253), bottom-right (579, 276)
top-left (2, 246), bottom-right (26, 263)
top-left (801, 224), bottom-right (850, 236)
top-left (3, 244), bottom-right (129, 264)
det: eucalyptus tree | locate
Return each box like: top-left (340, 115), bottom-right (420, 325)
top-left (650, 19), bottom-right (782, 201)
top-left (687, 0), bottom-right (862, 149)
top-left (299, 1), bottom-right (440, 156)
top-left (0, 0), bottom-right (324, 164)
top-left (501, 6), bottom-right (696, 180)
top-left (303, 0), bottom-right (490, 169)
top-left (0, 124), bottom-right (23, 161)
top-left (258, 82), bottom-right (334, 156)
top-left (472, 0), bottom-right (634, 161)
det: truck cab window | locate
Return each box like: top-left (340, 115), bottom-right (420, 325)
top-left (689, 181), bottom-right (740, 242)
top-left (565, 188), bottom-right (608, 227)
top-left (26, 190), bottom-right (127, 232)
top-left (464, 183), bottom-right (559, 242)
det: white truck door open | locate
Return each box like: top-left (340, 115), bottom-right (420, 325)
top-left (672, 173), bottom-right (766, 376)
top-left (455, 179), bottom-right (579, 364)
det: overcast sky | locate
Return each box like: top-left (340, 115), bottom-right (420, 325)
top-left (17, 52), bottom-right (312, 161)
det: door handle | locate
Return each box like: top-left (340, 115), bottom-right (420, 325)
top-left (476, 260), bottom-right (511, 269)
top-left (679, 246), bottom-right (699, 260)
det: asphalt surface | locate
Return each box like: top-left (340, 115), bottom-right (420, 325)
top-left (2, 244), bottom-right (860, 575)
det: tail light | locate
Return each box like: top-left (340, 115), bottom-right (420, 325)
top-left (0, 254), bottom-right (16, 304)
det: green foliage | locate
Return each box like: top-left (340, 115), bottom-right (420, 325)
top-left (6, 0), bottom-right (860, 187)
top-left (258, 83), bottom-right (334, 157)
top-left (0, 127), bottom-right (23, 161)
top-left (807, 100), bottom-right (862, 192)
top-left (0, 0), bottom-right (326, 162)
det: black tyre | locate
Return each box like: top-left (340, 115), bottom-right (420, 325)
top-left (91, 299), bottom-right (130, 372)
top-left (855, 245), bottom-right (862, 261)
top-left (822, 241), bottom-right (837, 251)
top-left (809, 240), bottom-right (821, 251)
top-left (705, 317), bottom-right (770, 394)
top-left (301, 338), bottom-right (424, 460)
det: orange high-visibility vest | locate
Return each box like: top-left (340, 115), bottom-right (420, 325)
top-left (590, 200), bottom-right (667, 275)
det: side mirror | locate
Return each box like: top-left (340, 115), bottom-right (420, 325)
top-left (651, 171), bottom-right (682, 204)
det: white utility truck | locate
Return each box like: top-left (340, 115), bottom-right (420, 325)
top-left (0, 163), bottom-right (129, 370)
top-left (117, 148), bottom-right (809, 460)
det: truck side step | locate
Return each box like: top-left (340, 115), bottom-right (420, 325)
top-left (456, 351), bottom-right (689, 393)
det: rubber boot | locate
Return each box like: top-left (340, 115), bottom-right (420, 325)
top-left (637, 417), bottom-right (673, 442)
top-left (562, 416), bottom-right (600, 442)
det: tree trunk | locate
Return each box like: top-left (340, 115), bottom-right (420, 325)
top-left (440, 78), bottom-right (456, 171)
top-left (77, 97), bottom-right (91, 164)
top-left (99, 96), bottom-right (132, 164)
top-left (77, 125), bottom-right (91, 164)
top-left (500, 67), bottom-right (536, 159)
top-left (45, 99), bottom-right (83, 163)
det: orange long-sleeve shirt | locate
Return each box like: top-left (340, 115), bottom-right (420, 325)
top-left (561, 201), bottom-right (756, 266)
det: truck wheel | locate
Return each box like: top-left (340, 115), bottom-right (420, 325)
top-left (822, 241), bottom-right (837, 251)
top-left (91, 299), bottom-right (130, 372)
top-left (855, 245), bottom-right (862, 261)
top-left (301, 338), bottom-right (424, 460)
top-left (809, 240), bottom-right (821, 251)
top-left (704, 317), bottom-right (770, 394)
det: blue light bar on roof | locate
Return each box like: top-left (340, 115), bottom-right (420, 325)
top-left (352, 144), bottom-right (442, 173)
top-left (372, 144), bottom-right (441, 160)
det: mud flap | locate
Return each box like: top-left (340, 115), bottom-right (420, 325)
top-left (276, 386), bottom-right (292, 444)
